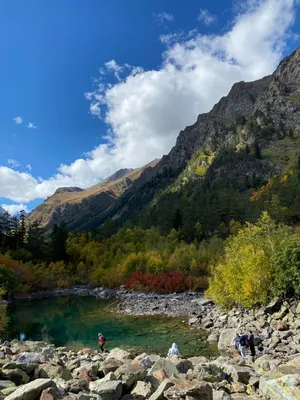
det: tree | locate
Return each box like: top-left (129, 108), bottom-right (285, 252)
top-left (50, 221), bottom-right (69, 261)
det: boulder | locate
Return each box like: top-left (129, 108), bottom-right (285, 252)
top-left (1, 386), bottom-right (17, 397)
top-left (77, 393), bottom-right (100, 400)
top-left (0, 380), bottom-right (16, 390)
top-left (260, 374), bottom-right (300, 399)
top-left (188, 356), bottom-right (209, 366)
top-left (212, 390), bottom-right (231, 399)
top-left (5, 378), bottom-right (56, 400)
top-left (148, 380), bottom-right (174, 400)
top-left (164, 379), bottom-right (213, 400)
top-left (131, 381), bottom-right (152, 398)
top-left (69, 379), bottom-right (89, 394)
top-left (73, 362), bottom-right (99, 380)
top-left (273, 306), bottom-right (288, 320)
top-left (106, 349), bottom-right (132, 363)
top-left (167, 356), bottom-right (193, 374)
top-left (100, 358), bottom-right (123, 375)
top-left (148, 359), bottom-right (178, 380)
top-left (193, 363), bottom-right (226, 383)
top-left (38, 363), bottom-right (72, 381)
top-left (89, 380), bottom-right (123, 400)
top-left (222, 365), bottom-right (252, 384)
top-left (207, 334), bottom-right (219, 344)
top-left (115, 363), bottom-right (147, 389)
top-left (66, 359), bottom-right (80, 372)
top-left (17, 352), bottom-right (46, 364)
top-left (264, 298), bottom-right (282, 314)
top-left (1, 368), bottom-right (30, 385)
top-left (39, 386), bottom-right (62, 400)
top-left (2, 361), bottom-right (38, 374)
top-left (218, 329), bottom-right (237, 352)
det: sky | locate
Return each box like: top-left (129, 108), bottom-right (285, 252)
top-left (0, 0), bottom-right (300, 215)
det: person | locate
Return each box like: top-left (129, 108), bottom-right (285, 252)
top-left (98, 333), bottom-right (106, 352)
top-left (249, 330), bottom-right (256, 358)
top-left (234, 333), bottom-right (240, 352)
top-left (167, 343), bottom-right (180, 357)
top-left (238, 333), bottom-right (247, 360)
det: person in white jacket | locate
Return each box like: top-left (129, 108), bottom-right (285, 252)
top-left (167, 343), bottom-right (181, 357)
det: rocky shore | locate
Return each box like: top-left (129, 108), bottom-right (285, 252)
top-left (0, 330), bottom-right (299, 400)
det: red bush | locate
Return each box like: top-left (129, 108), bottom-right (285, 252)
top-left (125, 270), bottom-right (191, 293)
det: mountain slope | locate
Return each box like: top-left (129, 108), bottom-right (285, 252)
top-left (95, 46), bottom-right (300, 229)
top-left (26, 160), bottom-right (159, 232)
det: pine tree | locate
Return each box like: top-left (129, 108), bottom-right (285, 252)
top-left (254, 140), bottom-right (261, 159)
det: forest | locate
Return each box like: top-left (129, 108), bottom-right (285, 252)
top-left (1, 157), bottom-right (300, 323)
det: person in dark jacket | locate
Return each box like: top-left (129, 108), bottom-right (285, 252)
top-left (98, 333), bottom-right (106, 352)
top-left (249, 330), bottom-right (256, 357)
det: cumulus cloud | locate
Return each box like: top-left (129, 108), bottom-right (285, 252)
top-left (0, 0), bottom-right (298, 203)
top-left (154, 12), bottom-right (174, 24)
top-left (13, 116), bottom-right (23, 125)
top-left (26, 164), bottom-right (32, 171)
top-left (7, 159), bottom-right (20, 168)
top-left (1, 203), bottom-right (29, 215)
top-left (197, 9), bottom-right (217, 26)
top-left (27, 122), bottom-right (37, 129)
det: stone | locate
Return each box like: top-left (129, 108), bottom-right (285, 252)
top-left (168, 356), bottom-right (193, 374)
top-left (203, 319), bottom-right (214, 329)
top-left (149, 380), bottom-right (174, 400)
top-left (69, 379), bottom-right (89, 394)
top-left (264, 298), bottom-right (282, 314)
top-left (1, 368), bottom-right (30, 385)
top-left (193, 363), bottom-right (226, 383)
top-left (131, 381), bottom-right (152, 398)
top-left (41, 347), bottom-right (56, 360)
top-left (1, 386), bottom-right (17, 396)
top-left (18, 352), bottom-right (46, 364)
top-left (218, 329), bottom-right (237, 352)
top-left (115, 363), bottom-right (147, 389)
top-left (223, 365), bottom-right (252, 384)
top-left (260, 374), bottom-right (300, 399)
top-left (77, 393), bottom-right (100, 400)
top-left (0, 380), bottom-right (16, 390)
top-left (5, 379), bottom-right (56, 400)
top-left (148, 359), bottom-right (178, 380)
top-left (274, 321), bottom-right (289, 331)
top-left (296, 302), bottom-right (300, 315)
top-left (207, 334), bottom-right (219, 344)
top-left (188, 356), bottom-right (209, 366)
top-left (73, 363), bottom-right (99, 380)
top-left (89, 380), bottom-right (123, 400)
top-left (100, 358), bottom-right (123, 375)
top-left (230, 382), bottom-right (247, 393)
top-left (3, 361), bottom-right (38, 374)
top-left (164, 379), bottom-right (213, 400)
top-left (188, 317), bottom-right (199, 325)
top-left (106, 348), bottom-right (132, 363)
top-left (212, 391), bottom-right (231, 399)
top-left (66, 359), bottom-right (80, 372)
top-left (39, 387), bottom-right (62, 400)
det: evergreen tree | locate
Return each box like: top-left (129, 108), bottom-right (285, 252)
top-left (254, 140), bottom-right (261, 159)
top-left (50, 221), bottom-right (69, 261)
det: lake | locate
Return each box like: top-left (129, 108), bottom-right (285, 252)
top-left (5, 295), bottom-right (217, 357)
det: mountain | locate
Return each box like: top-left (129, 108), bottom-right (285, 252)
top-left (94, 46), bottom-right (300, 230)
top-left (29, 46), bottom-right (300, 235)
top-left (26, 160), bottom-right (159, 232)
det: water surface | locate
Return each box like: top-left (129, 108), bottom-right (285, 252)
top-left (5, 295), bottom-right (217, 357)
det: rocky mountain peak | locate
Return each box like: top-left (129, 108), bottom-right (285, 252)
top-left (53, 187), bottom-right (83, 195)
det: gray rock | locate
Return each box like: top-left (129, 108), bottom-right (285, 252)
top-left (5, 378), bottom-right (56, 400)
top-left (77, 392), bottom-right (101, 400)
top-left (1, 368), bottom-right (30, 386)
top-left (212, 390), bottom-right (231, 399)
top-left (222, 365), bottom-right (252, 384)
top-left (131, 381), bottom-right (152, 398)
top-left (115, 363), bottom-right (147, 389)
top-left (106, 348), bottom-right (132, 362)
top-left (0, 380), bottom-right (16, 390)
top-left (164, 379), bottom-right (213, 400)
top-left (149, 380), bottom-right (174, 400)
top-left (207, 334), bottom-right (219, 344)
top-left (89, 380), bottom-right (123, 400)
top-left (148, 359), bottom-right (178, 379)
top-left (218, 329), bottom-right (237, 351)
top-left (17, 352), bottom-right (46, 364)
top-left (264, 298), bottom-right (282, 314)
top-left (260, 373), bottom-right (300, 399)
top-left (168, 356), bottom-right (193, 374)
top-left (100, 358), bottom-right (123, 375)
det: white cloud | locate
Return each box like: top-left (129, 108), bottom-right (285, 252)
top-left (27, 122), bottom-right (37, 129)
top-left (7, 159), bottom-right (20, 168)
top-left (0, 0), bottom-right (298, 204)
top-left (197, 9), bottom-right (217, 26)
top-left (13, 116), bottom-right (23, 125)
top-left (154, 12), bottom-right (174, 24)
top-left (1, 203), bottom-right (29, 215)
top-left (26, 164), bottom-right (32, 171)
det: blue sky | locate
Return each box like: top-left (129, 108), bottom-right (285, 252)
top-left (0, 0), bottom-right (300, 214)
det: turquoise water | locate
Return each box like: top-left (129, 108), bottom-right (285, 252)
top-left (5, 295), bottom-right (217, 357)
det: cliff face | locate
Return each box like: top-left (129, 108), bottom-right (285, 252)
top-left (100, 46), bottom-right (300, 225)
top-left (29, 47), bottom-right (300, 232)
top-left (26, 161), bottom-right (159, 232)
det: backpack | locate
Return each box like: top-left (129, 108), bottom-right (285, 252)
top-left (239, 335), bottom-right (246, 346)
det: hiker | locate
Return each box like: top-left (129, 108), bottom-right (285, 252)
top-left (234, 333), bottom-right (240, 352)
top-left (167, 343), bottom-right (180, 357)
top-left (249, 330), bottom-right (256, 358)
top-left (98, 333), bottom-right (106, 352)
top-left (238, 333), bottom-right (247, 360)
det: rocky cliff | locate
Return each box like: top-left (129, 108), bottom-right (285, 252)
top-left (26, 161), bottom-right (159, 233)
top-left (29, 46), bottom-right (300, 232)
